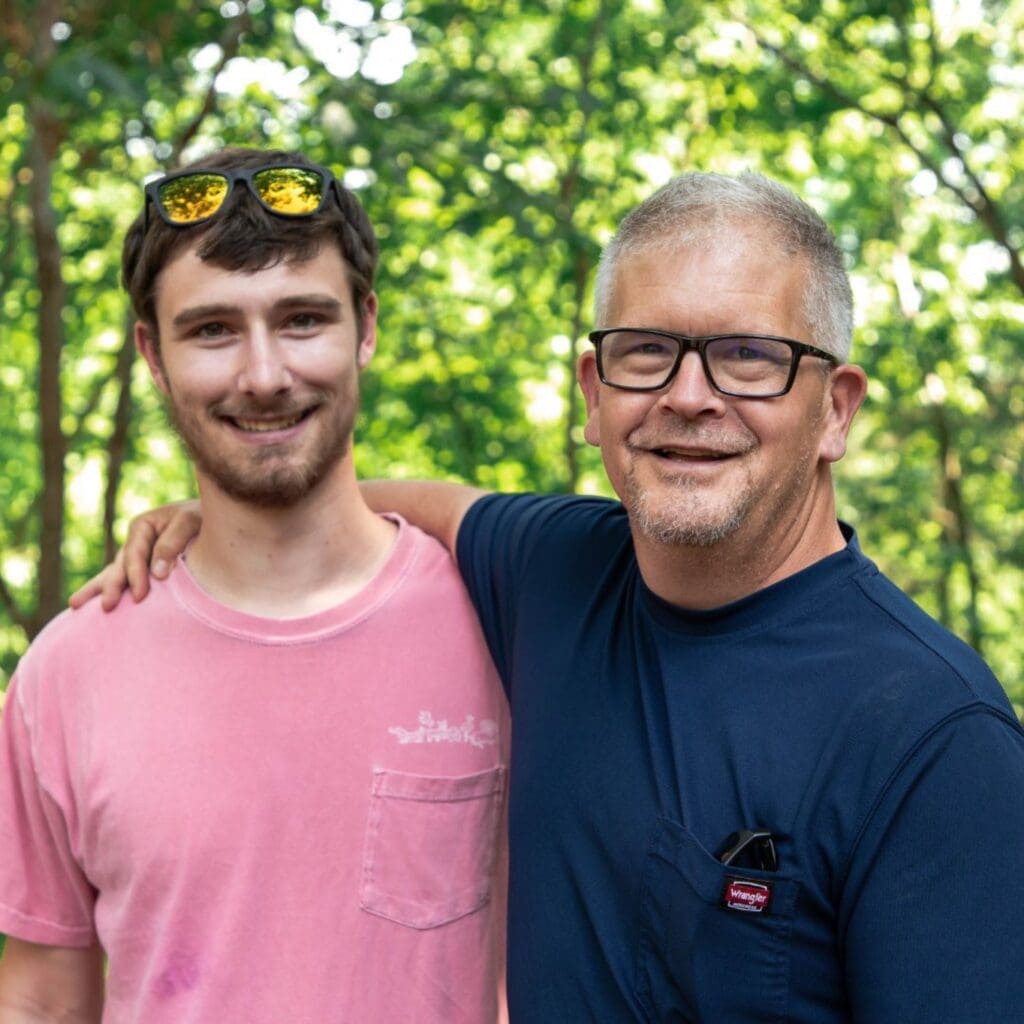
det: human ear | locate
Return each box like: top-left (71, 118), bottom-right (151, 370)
top-left (135, 321), bottom-right (169, 395)
top-left (356, 292), bottom-right (379, 370)
top-left (818, 363), bottom-right (868, 464)
top-left (577, 349), bottom-right (603, 447)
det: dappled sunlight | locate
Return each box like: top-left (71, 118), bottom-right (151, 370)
top-left (1, 0), bottom-right (1022, 707)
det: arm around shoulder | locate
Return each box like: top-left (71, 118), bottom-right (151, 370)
top-left (361, 480), bottom-right (491, 556)
top-left (0, 937), bottom-right (104, 1023)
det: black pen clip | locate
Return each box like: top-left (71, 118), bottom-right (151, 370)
top-left (715, 828), bottom-right (778, 872)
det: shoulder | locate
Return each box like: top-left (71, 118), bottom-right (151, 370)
top-left (398, 516), bottom-right (469, 592)
top-left (15, 600), bottom-right (114, 686)
top-left (11, 581), bottom-right (176, 709)
top-left (460, 492), bottom-right (630, 558)
top-left (384, 516), bottom-right (482, 613)
top-left (800, 545), bottom-right (1023, 840)
top-left (779, 537), bottom-right (1020, 798)
top-left (843, 552), bottom-right (1011, 715)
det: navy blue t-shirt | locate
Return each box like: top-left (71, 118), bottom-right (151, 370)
top-left (457, 493), bottom-right (1024, 1023)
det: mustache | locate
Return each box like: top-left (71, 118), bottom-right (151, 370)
top-left (211, 395), bottom-right (325, 420)
top-left (626, 425), bottom-right (758, 455)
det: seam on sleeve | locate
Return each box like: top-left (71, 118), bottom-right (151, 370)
top-left (836, 704), bottom-right (1023, 938)
top-left (12, 677), bottom-right (73, 823)
top-left (0, 897), bottom-right (96, 946)
top-left (852, 575), bottom-right (1001, 703)
top-left (8, 678), bottom-right (96, 934)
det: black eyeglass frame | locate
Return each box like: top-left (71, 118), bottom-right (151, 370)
top-left (588, 328), bottom-right (839, 399)
top-left (142, 163), bottom-right (343, 231)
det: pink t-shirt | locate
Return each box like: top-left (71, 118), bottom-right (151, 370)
top-left (0, 518), bottom-right (509, 1023)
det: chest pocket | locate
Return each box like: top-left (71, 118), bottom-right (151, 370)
top-left (636, 817), bottom-right (799, 1023)
top-left (360, 765), bottom-right (505, 929)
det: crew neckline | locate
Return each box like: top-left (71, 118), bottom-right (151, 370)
top-left (641, 523), bottom-right (869, 638)
top-left (167, 514), bottom-right (416, 644)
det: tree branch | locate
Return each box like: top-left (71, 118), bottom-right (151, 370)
top-left (0, 572), bottom-right (32, 637)
top-left (68, 371), bottom-right (115, 446)
top-left (917, 91), bottom-right (1024, 293)
top-left (746, 24), bottom-right (1024, 295)
top-left (168, 9), bottom-right (252, 166)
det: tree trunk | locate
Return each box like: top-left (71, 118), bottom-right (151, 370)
top-left (28, 98), bottom-right (67, 636)
top-left (103, 316), bottom-right (139, 562)
top-left (933, 405), bottom-right (983, 654)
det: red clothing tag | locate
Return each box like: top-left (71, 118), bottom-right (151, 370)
top-left (722, 878), bottom-right (773, 913)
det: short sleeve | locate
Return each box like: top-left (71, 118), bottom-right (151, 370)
top-left (841, 708), bottom-right (1024, 1021)
top-left (0, 674), bottom-right (96, 946)
top-left (456, 493), bottom-right (629, 694)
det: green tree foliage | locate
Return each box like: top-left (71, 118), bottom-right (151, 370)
top-left (0, 0), bottom-right (1021, 710)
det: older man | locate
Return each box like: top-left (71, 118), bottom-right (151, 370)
top-left (81, 172), bottom-right (1024, 1021)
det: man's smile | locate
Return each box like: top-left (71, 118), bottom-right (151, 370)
top-left (213, 402), bottom-right (321, 437)
top-left (649, 446), bottom-right (736, 461)
top-left (228, 410), bottom-right (314, 433)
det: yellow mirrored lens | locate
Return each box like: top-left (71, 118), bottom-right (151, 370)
top-left (253, 168), bottom-right (324, 215)
top-left (157, 174), bottom-right (229, 224)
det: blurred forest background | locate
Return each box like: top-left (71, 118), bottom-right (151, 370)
top-left (1, 0), bottom-right (1022, 710)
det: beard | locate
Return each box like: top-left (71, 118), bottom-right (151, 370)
top-left (165, 389), bottom-right (356, 509)
top-left (617, 423), bottom-right (758, 547)
top-left (618, 420), bottom-right (823, 549)
top-left (621, 460), bottom-right (758, 547)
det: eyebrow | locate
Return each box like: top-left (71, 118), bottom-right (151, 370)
top-left (171, 294), bottom-right (345, 329)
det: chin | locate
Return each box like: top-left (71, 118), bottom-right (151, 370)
top-left (631, 509), bottom-right (746, 548)
top-left (624, 484), bottom-right (753, 549)
top-left (212, 464), bottom-right (332, 508)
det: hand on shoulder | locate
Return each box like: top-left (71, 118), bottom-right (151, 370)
top-left (69, 500), bottom-right (202, 612)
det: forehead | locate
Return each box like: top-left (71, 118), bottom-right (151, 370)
top-left (607, 232), bottom-right (812, 340)
top-left (152, 242), bottom-right (353, 322)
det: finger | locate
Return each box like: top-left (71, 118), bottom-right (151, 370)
top-left (99, 549), bottom-right (131, 611)
top-left (150, 507), bottom-right (203, 579)
top-left (70, 559), bottom-right (128, 612)
top-left (123, 522), bottom-right (157, 602)
top-left (69, 575), bottom-right (105, 609)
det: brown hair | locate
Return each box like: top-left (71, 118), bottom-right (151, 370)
top-left (122, 147), bottom-right (378, 340)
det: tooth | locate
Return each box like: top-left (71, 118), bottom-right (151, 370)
top-left (235, 414), bottom-right (301, 432)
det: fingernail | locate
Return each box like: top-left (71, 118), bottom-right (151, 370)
top-left (153, 559), bottom-right (169, 578)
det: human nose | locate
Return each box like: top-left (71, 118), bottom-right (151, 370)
top-left (237, 329), bottom-right (292, 397)
top-left (655, 349), bottom-right (727, 419)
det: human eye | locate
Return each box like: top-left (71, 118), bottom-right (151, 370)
top-left (715, 337), bottom-right (790, 365)
top-left (609, 332), bottom-right (675, 361)
top-left (284, 311), bottom-right (325, 332)
top-left (632, 339), bottom-right (673, 357)
top-left (191, 321), bottom-right (233, 343)
top-left (708, 336), bottom-right (794, 390)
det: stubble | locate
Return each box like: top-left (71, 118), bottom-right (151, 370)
top-left (165, 389), bottom-right (357, 508)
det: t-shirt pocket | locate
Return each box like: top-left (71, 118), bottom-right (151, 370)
top-left (636, 816), bottom-right (799, 1023)
top-left (360, 765), bottom-right (505, 929)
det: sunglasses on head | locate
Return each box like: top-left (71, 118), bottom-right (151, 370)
top-left (142, 163), bottom-right (342, 230)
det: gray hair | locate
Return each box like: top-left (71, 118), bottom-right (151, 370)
top-left (593, 172), bottom-right (854, 361)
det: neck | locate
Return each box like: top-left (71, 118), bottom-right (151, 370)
top-left (632, 474), bottom-right (847, 610)
top-left (185, 458), bottom-right (397, 618)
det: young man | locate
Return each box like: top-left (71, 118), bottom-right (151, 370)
top-left (78, 172), bottom-right (1024, 1020)
top-left (0, 149), bottom-right (508, 1023)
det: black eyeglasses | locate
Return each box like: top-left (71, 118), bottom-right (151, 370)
top-left (143, 163), bottom-right (343, 231)
top-left (589, 328), bottom-right (838, 398)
